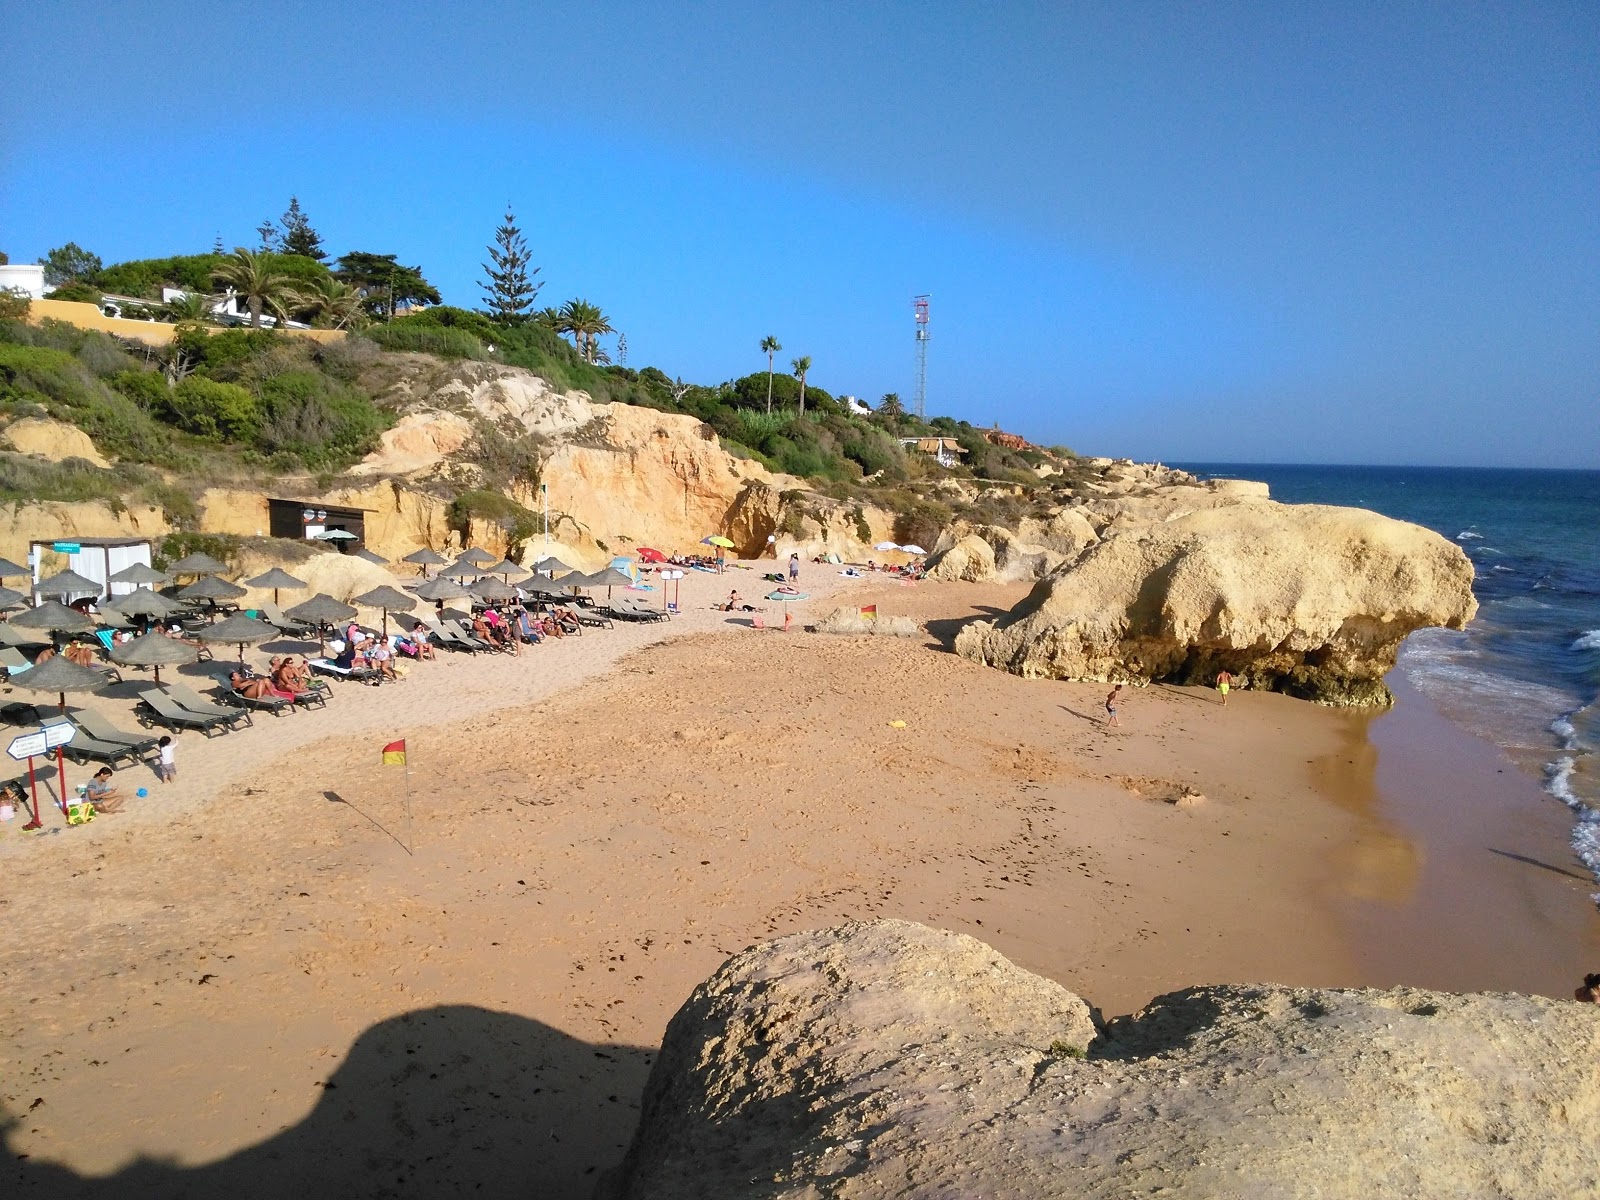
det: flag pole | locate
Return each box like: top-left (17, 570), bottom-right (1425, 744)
top-left (404, 747), bottom-right (414, 855)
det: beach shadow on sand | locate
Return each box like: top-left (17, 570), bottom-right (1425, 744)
top-left (923, 606), bottom-right (1010, 651)
top-left (1488, 847), bottom-right (1594, 884)
top-left (2, 1005), bottom-right (653, 1200)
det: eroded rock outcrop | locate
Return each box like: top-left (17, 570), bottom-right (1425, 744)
top-left (928, 522), bottom-right (1068, 582)
top-left (955, 502), bottom-right (1476, 705)
top-left (601, 920), bottom-right (1600, 1200)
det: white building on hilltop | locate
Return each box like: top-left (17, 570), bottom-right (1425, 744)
top-left (0, 264), bottom-right (47, 299)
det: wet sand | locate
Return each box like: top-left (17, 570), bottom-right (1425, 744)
top-left (2, 571), bottom-right (1596, 1197)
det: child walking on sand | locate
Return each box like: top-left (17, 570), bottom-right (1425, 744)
top-left (157, 735), bottom-right (177, 784)
top-left (1105, 684), bottom-right (1122, 727)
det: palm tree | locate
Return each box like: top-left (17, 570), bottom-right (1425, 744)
top-left (558, 299), bottom-right (615, 363)
top-left (159, 290), bottom-right (214, 324)
top-left (759, 335), bottom-right (782, 414)
top-left (210, 248), bottom-right (302, 328)
top-left (791, 355), bottom-right (812, 416)
top-left (299, 276), bottom-right (366, 330)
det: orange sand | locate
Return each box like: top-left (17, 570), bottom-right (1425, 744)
top-left (2, 570), bottom-right (1595, 1197)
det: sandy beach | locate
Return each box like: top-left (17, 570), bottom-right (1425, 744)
top-left (3, 566), bottom-right (1597, 1198)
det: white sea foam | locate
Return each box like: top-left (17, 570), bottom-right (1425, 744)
top-left (1545, 758), bottom-right (1600, 901)
top-left (1572, 630), bottom-right (1600, 653)
top-left (1551, 715), bottom-right (1577, 749)
top-left (1456, 530), bottom-right (1484, 540)
top-left (1491, 564), bottom-right (1515, 572)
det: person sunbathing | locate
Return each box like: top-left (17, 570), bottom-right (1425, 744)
top-left (232, 668), bottom-right (293, 702)
top-left (395, 622), bottom-right (435, 661)
top-left (271, 656), bottom-right (318, 700)
top-left (64, 640), bottom-right (96, 667)
top-left (514, 609), bottom-right (543, 644)
top-left (32, 646), bottom-right (56, 666)
top-left (367, 639), bottom-right (400, 679)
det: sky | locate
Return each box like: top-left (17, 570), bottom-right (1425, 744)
top-left (2, 2), bottom-right (1595, 467)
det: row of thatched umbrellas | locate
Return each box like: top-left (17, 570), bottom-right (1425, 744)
top-left (0, 544), bottom-right (638, 711)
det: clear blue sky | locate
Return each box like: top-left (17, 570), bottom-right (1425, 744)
top-left (3, 2), bottom-right (1595, 467)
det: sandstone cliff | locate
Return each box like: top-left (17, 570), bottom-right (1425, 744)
top-left (601, 920), bottom-right (1599, 1200)
top-left (954, 501), bottom-right (1477, 705)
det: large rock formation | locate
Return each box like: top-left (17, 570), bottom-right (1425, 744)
top-left (601, 920), bottom-right (1599, 1200)
top-left (955, 502), bottom-right (1477, 705)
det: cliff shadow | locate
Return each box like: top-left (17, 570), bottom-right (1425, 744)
top-left (923, 605), bottom-right (1011, 652)
top-left (4, 1004), bottom-right (652, 1200)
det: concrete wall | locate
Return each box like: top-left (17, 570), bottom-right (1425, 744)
top-left (25, 299), bottom-right (348, 347)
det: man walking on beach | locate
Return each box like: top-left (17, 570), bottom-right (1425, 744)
top-left (1216, 670), bottom-right (1232, 706)
top-left (1105, 684), bottom-right (1122, 727)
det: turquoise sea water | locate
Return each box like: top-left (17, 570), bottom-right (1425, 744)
top-left (1177, 464), bottom-right (1600, 894)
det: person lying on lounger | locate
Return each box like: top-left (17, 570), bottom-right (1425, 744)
top-left (232, 668), bottom-right (293, 702)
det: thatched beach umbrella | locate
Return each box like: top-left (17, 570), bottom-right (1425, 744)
top-left (401, 548), bottom-right (447, 578)
top-left (284, 593), bottom-right (358, 655)
top-left (110, 631), bottom-right (199, 683)
top-left (0, 557), bottom-right (28, 579)
top-left (108, 562), bottom-right (170, 588)
top-left (458, 547), bottom-right (496, 567)
top-left (353, 548), bottom-right (389, 566)
top-left (244, 567), bottom-right (307, 606)
top-left (440, 561), bottom-right (485, 581)
top-left (0, 622), bottom-right (51, 648)
top-left (7, 653), bottom-right (108, 712)
top-left (179, 575), bottom-right (248, 603)
top-left (587, 567), bottom-right (635, 601)
top-left (34, 569), bottom-right (103, 600)
top-left (470, 576), bottom-right (516, 604)
top-left (166, 551), bottom-right (231, 576)
top-left (10, 600), bottom-right (96, 635)
top-left (114, 587), bottom-right (181, 622)
top-left (530, 556), bottom-right (574, 577)
top-left (481, 557), bottom-right (523, 581)
top-left (412, 576), bottom-right (470, 604)
top-left (195, 612), bottom-right (278, 662)
top-left (352, 585), bottom-right (416, 638)
top-left (0, 586), bottom-right (27, 611)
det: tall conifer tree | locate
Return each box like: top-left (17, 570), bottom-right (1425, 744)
top-left (478, 208), bottom-right (540, 323)
top-left (280, 197), bottom-right (326, 260)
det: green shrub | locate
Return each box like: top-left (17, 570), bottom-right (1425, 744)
top-left (168, 376), bottom-right (262, 441)
top-left (0, 293), bottom-right (30, 322)
top-left (368, 324), bottom-right (487, 359)
top-left (256, 371), bottom-right (389, 469)
top-left (112, 368), bottom-right (171, 410)
top-left (154, 532), bottom-right (241, 572)
top-left (47, 281), bottom-right (103, 305)
top-left (446, 488), bottom-right (540, 549)
top-left (93, 254), bottom-right (225, 299)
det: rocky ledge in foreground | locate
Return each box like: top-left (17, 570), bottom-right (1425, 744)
top-left (954, 500), bottom-right (1477, 705)
top-left (599, 921), bottom-right (1597, 1200)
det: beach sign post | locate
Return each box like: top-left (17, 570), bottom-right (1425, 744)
top-left (7, 722), bottom-right (74, 830)
top-left (8, 728), bottom-right (48, 830)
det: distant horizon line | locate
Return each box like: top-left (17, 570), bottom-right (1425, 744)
top-left (1159, 460), bottom-right (1600, 474)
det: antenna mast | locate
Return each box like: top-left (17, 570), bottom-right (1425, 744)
top-left (912, 294), bottom-right (930, 420)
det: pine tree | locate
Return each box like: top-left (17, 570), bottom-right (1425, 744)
top-left (255, 218), bottom-right (280, 253)
top-left (478, 208), bottom-right (540, 323)
top-left (280, 197), bottom-right (326, 260)
top-left (211, 233), bottom-right (224, 255)
top-left (616, 332), bottom-right (628, 365)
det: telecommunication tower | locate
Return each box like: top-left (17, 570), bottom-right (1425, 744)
top-left (912, 294), bottom-right (930, 419)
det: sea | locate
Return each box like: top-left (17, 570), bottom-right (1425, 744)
top-left (1176, 464), bottom-right (1600, 896)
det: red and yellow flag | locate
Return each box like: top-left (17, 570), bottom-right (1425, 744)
top-left (859, 605), bottom-right (878, 619)
top-left (381, 739), bottom-right (407, 766)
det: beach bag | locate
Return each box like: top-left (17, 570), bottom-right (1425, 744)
top-left (66, 801), bottom-right (95, 826)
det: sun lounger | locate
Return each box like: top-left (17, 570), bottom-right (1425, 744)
top-left (62, 726), bottom-right (148, 767)
top-left (419, 616), bottom-right (476, 654)
top-left (68, 709), bottom-right (160, 758)
top-left (308, 657), bottom-right (382, 684)
top-left (445, 619), bottom-right (498, 653)
top-left (164, 682), bottom-right (253, 729)
top-left (257, 601), bottom-right (312, 634)
top-left (0, 646), bottom-right (33, 678)
top-left (609, 597), bottom-right (667, 622)
top-left (572, 608), bottom-right (612, 629)
top-left (138, 689), bottom-right (234, 736)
